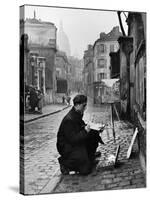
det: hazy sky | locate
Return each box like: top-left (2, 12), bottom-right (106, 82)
top-left (24, 5), bottom-right (128, 58)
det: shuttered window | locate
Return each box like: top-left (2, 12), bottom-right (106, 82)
top-left (97, 59), bottom-right (106, 68)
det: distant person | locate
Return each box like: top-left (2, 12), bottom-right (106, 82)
top-left (25, 92), bottom-right (30, 111)
top-left (62, 95), bottom-right (65, 104)
top-left (25, 85), bottom-right (30, 110)
top-left (29, 87), bottom-right (38, 112)
top-left (68, 89), bottom-right (71, 95)
top-left (37, 90), bottom-right (43, 114)
top-left (66, 95), bottom-right (71, 105)
top-left (56, 94), bottom-right (105, 175)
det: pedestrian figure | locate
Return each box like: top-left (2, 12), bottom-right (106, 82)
top-left (62, 95), bottom-right (65, 104)
top-left (56, 94), bottom-right (105, 175)
top-left (37, 90), bottom-right (43, 114)
top-left (66, 95), bottom-right (71, 105)
top-left (29, 87), bottom-right (38, 113)
top-left (25, 92), bottom-right (30, 111)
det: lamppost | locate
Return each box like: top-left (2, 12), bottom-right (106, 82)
top-left (30, 53), bottom-right (38, 88)
top-left (37, 57), bottom-right (46, 94)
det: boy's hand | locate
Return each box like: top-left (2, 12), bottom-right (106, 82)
top-left (99, 124), bottom-right (106, 133)
top-left (98, 135), bottom-right (105, 145)
top-left (85, 124), bottom-right (91, 133)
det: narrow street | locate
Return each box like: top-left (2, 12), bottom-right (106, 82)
top-left (23, 97), bottom-right (112, 194)
top-left (24, 107), bottom-right (70, 194)
top-left (19, 6), bottom-right (147, 197)
top-left (23, 98), bottom-right (146, 195)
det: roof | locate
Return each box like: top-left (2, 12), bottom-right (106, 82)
top-left (93, 26), bottom-right (122, 49)
top-left (25, 18), bottom-right (55, 26)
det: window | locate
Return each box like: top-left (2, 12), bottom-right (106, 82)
top-left (97, 59), bottom-right (106, 68)
top-left (110, 44), bottom-right (114, 52)
top-left (97, 44), bottom-right (106, 55)
top-left (56, 69), bottom-right (61, 77)
top-left (97, 73), bottom-right (105, 81)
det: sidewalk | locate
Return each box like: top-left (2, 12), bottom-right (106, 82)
top-left (23, 104), bottom-right (70, 123)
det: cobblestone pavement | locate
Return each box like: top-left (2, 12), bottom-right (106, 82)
top-left (23, 107), bottom-right (70, 195)
top-left (22, 101), bottom-right (111, 195)
top-left (22, 99), bottom-right (146, 195)
top-left (53, 156), bottom-right (146, 193)
top-left (53, 120), bottom-right (146, 194)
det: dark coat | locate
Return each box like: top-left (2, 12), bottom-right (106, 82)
top-left (29, 89), bottom-right (38, 109)
top-left (57, 107), bottom-right (87, 155)
top-left (56, 107), bottom-right (100, 173)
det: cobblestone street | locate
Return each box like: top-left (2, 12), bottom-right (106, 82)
top-left (53, 121), bottom-right (146, 194)
top-left (1, 4), bottom-right (147, 200)
top-left (23, 99), bottom-right (146, 195)
top-left (23, 106), bottom-right (70, 195)
top-left (54, 156), bottom-right (145, 193)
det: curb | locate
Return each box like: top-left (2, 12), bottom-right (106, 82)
top-left (38, 169), bottom-right (62, 195)
top-left (23, 105), bottom-right (71, 123)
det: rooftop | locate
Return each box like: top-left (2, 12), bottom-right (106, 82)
top-left (93, 26), bottom-right (122, 49)
top-left (20, 11), bottom-right (55, 26)
top-left (25, 18), bottom-right (55, 26)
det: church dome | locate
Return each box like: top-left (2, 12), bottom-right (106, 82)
top-left (57, 21), bottom-right (71, 56)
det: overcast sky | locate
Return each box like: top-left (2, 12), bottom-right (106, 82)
top-left (24, 5), bottom-right (128, 59)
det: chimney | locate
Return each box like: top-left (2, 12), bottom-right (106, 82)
top-left (100, 32), bottom-right (106, 39)
top-left (113, 26), bottom-right (120, 35)
top-left (88, 44), bottom-right (92, 50)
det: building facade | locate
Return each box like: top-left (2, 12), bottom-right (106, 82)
top-left (127, 12), bottom-right (146, 172)
top-left (20, 34), bottom-right (30, 87)
top-left (92, 26), bottom-right (122, 103)
top-left (20, 14), bottom-right (57, 103)
top-left (93, 26), bottom-right (121, 82)
top-left (116, 12), bottom-right (146, 172)
top-left (54, 50), bottom-right (71, 102)
top-left (55, 51), bottom-right (69, 79)
top-left (83, 44), bottom-right (94, 97)
top-left (68, 56), bottom-right (84, 93)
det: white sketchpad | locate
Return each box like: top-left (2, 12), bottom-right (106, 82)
top-left (89, 122), bottom-right (105, 131)
top-left (101, 78), bottom-right (119, 87)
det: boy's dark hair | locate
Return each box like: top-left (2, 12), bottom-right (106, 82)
top-left (73, 94), bottom-right (87, 106)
